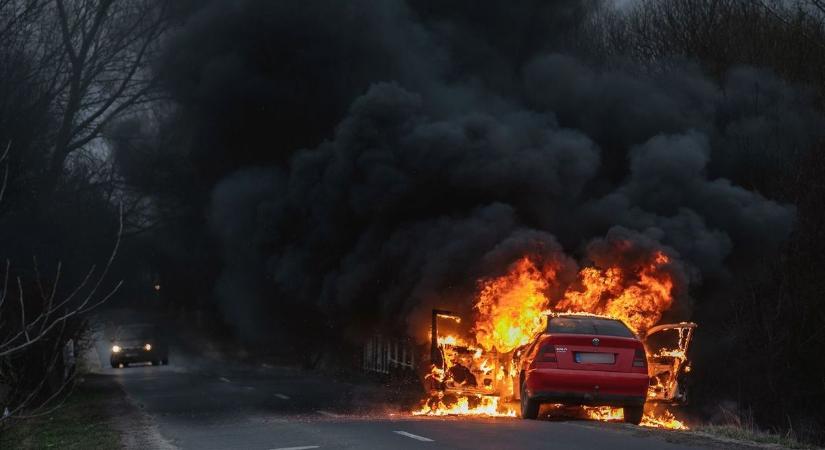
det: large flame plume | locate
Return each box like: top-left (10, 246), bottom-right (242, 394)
top-left (555, 250), bottom-right (674, 334)
top-left (474, 257), bottom-right (554, 353)
top-left (473, 243), bottom-right (676, 354)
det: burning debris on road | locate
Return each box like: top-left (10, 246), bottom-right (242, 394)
top-left (412, 237), bottom-right (695, 430)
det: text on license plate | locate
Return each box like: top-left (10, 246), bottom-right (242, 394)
top-left (575, 352), bottom-right (615, 364)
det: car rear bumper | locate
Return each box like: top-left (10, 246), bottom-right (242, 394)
top-left (528, 390), bottom-right (645, 407)
top-left (525, 367), bottom-right (648, 405)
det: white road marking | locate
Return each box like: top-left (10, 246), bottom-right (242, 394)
top-left (393, 431), bottom-right (434, 442)
top-left (219, 377), bottom-right (231, 383)
top-left (269, 446), bottom-right (320, 450)
top-left (274, 393), bottom-right (290, 400)
top-left (316, 410), bottom-right (342, 418)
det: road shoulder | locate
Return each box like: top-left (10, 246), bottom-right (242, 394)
top-left (0, 374), bottom-right (121, 449)
top-left (107, 374), bottom-right (176, 450)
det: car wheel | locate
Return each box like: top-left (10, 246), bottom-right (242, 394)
top-left (161, 358), bottom-right (169, 365)
top-left (623, 405), bottom-right (643, 425)
top-left (520, 381), bottom-right (539, 420)
top-left (110, 361), bottom-right (118, 369)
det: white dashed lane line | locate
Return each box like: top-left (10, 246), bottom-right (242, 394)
top-left (393, 431), bottom-right (434, 442)
top-left (269, 446), bottom-right (320, 450)
top-left (219, 377), bottom-right (231, 383)
top-left (274, 393), bottom-right (290, 400)
top-left (316, 410), bottom-right (342, 418)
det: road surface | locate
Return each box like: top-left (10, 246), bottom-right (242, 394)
top-left (91, 338), bottom-right (718, 449)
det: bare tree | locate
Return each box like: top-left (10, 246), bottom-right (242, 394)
top-left (0, 141), bottom-right (123, 423)
top-left (0, 0), bottom-right (170, 200)
top-left (49, 0), bottom-right (169, 195)
top-left (588, 0), bottom-right (825, 96)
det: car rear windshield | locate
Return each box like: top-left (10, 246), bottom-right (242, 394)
top-left (548, 317), bottom-right (635, 338)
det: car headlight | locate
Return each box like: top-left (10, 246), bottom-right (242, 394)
top-left (112, 345), bottom-right (122, 353)
top-left (144, 343), bottom-right (152, 351)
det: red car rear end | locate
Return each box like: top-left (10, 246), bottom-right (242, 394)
top-left (517, 315), bottom-right (648, 424)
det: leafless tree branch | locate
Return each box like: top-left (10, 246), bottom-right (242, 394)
top-left (0, 205), bottom-right (123, 422)
top-left (0, 209), bottom-right (122, 358)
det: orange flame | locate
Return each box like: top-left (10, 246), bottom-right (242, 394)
top-left (583, 406), bottom-right (689, 430)
top-left (641, 409), bottom-right (689, 430)
top-left (473, 248), bottom-right (674, 351)
top-left (583, 406), bottom-right (625, 421)
top-left (556, 250), bottom-right (674, 334)
top-left (413, 394), bottom-right (516, 417)
top-left (473, 257), bottom-right (553, 353)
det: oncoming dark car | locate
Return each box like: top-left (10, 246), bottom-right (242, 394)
top-left (514, 314), bottom-right (648, 424)
top-left (110, 324), bottom-right (169, 368)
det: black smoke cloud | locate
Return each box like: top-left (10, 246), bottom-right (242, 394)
top-left (158, 0), bottom-right (445, 182)
top-left (152, 0), bottom-right (819, 342)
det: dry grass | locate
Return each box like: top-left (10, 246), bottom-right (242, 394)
top-left (698, 424), bottom-right (813, 449)
top-left (0, 375), bottom-right (121, 450)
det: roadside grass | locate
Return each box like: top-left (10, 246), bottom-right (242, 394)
top-left (698, 424), bottom-right (815, 449)
top-left (0, 376), bottom-right (121, 450)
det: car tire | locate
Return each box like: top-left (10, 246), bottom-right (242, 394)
top-left (623, 405), bottom-right (643, 425)
top-left (110, 361), bottom-right (118, 369)
top-left (161, 358), bottom-right (168, 365)
top-left (520, 381), bottom-right (539, 420)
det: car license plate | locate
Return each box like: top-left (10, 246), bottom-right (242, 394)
top-left (575, 352), bottom-right (615, 364)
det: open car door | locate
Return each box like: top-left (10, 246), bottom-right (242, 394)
top-left (644, 322), bottom-right (697, 404)
top-left (424, 309), bottom-right (512, 399)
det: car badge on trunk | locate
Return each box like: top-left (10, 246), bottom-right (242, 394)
top-left (592, 338), bottom-right (600, 346)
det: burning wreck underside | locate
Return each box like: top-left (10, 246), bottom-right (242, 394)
top-left (410, 246), bottom-right (695, 430)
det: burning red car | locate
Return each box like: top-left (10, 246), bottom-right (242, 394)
top-left (411, 250), bottom-right (694, 429)
top-left (514, 314), bottom-right (649, 424)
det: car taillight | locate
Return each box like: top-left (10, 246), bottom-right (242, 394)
top-left (633, 348), bottom-right (647, 368)
top-left (538, 345), bottom-right (557, 363)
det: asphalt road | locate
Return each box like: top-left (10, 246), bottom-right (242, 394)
top-left (91, 339), bottom-right (715, 450)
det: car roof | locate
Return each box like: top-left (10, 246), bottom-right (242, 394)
top-left (547, 312), bottom-right (620, 321)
